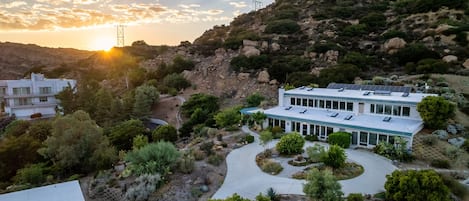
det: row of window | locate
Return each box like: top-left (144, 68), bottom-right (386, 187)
top-left (290, 97), bottom-right (354, 112)
top-left (354, 131), bottom-right (396, 146)
top-left (12, 87), bottom-right (53, 95)
top-left (292, 121), bottom-right (334, 139)
top-left (12, 97), bottom-right (48, 106)
top-left (0, 88), bottom-right (6, 96)
top-left (267, 118), bottom-right (286, 131)
top-left (370, 104), bottom-right (410, 117)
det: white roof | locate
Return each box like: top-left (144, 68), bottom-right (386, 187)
top-left (0, 180), bottom-right (85, 201)
top-left (284, 87), bottom-right (435, 104)
top-left (262, 106), bottom-right (423, 136)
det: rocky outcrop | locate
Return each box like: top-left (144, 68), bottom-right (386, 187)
top-left (237, 73), bottom-right (250, 80)
top-left (271, 43), bottom-right (280, 52)
top-left (257, 70), bottom-right (270, 83)
top-left (241, 46), bottom-right (261, 57)
top-left (442, 55), bottom-right (457, 63)
top-left (463, 59), bottom-right (469, 69)
top-left (384, 37), bottom-right (407, 54)
top-left (324, 50), bottom-right (339, 64)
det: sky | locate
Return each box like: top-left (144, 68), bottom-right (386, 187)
top-left (0, 0), bottom-right (274, 50)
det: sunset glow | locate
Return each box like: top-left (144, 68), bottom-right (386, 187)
top-left (0, 0), bottom-right (274, 50)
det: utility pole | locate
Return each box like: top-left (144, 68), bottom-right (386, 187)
top-left (253, 0), bottom-right (263, 11)
top-left (116, 24), bottom-right (125, 47)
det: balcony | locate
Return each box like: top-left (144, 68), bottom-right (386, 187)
top-left (3, 93), bottom-right (56, 98)
top-left (9, 102), bottom-right (57, 109)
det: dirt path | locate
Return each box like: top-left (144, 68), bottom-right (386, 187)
top-left (152, 95), bottom-right (185, 128)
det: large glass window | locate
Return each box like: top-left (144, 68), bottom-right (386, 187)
top-left (370, 104), bottom-right (375, 113)
top-left (268, 118), bottom-right (273, 127)
top-left (314, 99), bottom-right (318, 108)
top-left (280, 120), bottom-right (286, 131)
top-left (393, 106), bottom-right (401, 116)
top-left (369, 133), bottom-right (377, 145)
top-left (376, 104), bottom-right (384, 114)
top-left (308, 99), bottom-right (314, 107)
top-left (319, 100), bottom-right (325, 108)
top-left (389, 136), bottom-right (395, 144)
top-left (0, 88), bottom-right (6, 95)
top-left (297, 98), bottom-right (302, 106)
top-left (315, 126), bottom-right (320, 136)
top-left (302, 98), bottom-right (307, 106)
top-left (327, 127), bottom-right (334, 136)
top-left (360, 132), bottom-right (368, 146)
top-left (14, 98), bottom-right (32, 106)
top-left (340, 102), bottom-right (345, 110)
top-left (290, 97), bottom-right (295, 105)
top-left (379, 134), bottom-right (387, 142)
top-left (402, 107), bottom-right (410, 116)
top-left (347, 102), bottom-right (353, 111)
top-left (333, 101), bottom-right (338, 110)
top-left (12, 87), bottom-right (31, 95)
top-left (39, 87), bottom-right (52, 94)
top-left (326, 100), bottom-right (331, 109)
top-left (385, 105), bottom-right (392, 115)
top-left (309, 124), bottom-right (315, 135)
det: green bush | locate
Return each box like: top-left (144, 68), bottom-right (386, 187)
top-left (246, 93), bottom-right (265, 107)
top-left (385, 170), bottom-right (450, 201)
top-left (382, 30), bottom-right (409, 40)
top-left (207, 154), bottom-right (224, 166)
top-left (394, 44), bottom-right (440, 65)
top-left (14, 163), bottom-right (46, 185)
top-left (271, 126), bottom-right (283, 135)
top-left (265, 19), bottom-right (301, 34)
top-left (360, 12), bottom-right (386, 30)
top-left (318, 64), bottom-right (361, 86)
top-left (417, 96), bottom-right (455, 129)
top-left (431, 159), bottom-right (450, 169)
top-left (327, 132), bottom-right (351, 148)
top-left (347, 193), bottom-right (364, 201)
top-left (178, 152), bottom-right (195, 174)
top-left (125, 142), bottom-right (181, 176)
top-left (341, 24), bottom-right (368, 37)
top-left (152, 125), bottom-right (178, 143)
top-left (421, 135), bottom-right (438, 146)
top-left (304, 135), bottom-right (318, 142)
top-left (261, 160), bottom-right (283, 175)
top-left (461, 140), bottom-right (469, 153)
top-left (276, 132), bottom-right (305, 155)
top-left (445, 146), bottom-right (461, 160)
top-left (306, 144), bottom-right (326, 163)
top-left (162, 73), bottom-right (191, 91)
top-left (321, 145), bottom-right (346, 169)
top-left (414, 59), bottom-right (450, 74)
top-left (230, 55), bottom-right (270, 72)
top-left (310, 42), bottom-right (343, 54)
top-left (3, 120), bottom-right (31, 137)
top-left (200, 141), bottom-right (215, 155)
top-left (394, 0), bottom-right (468, 14)
top-left (223, 29), bottom-right (260, 50)
top-left (245, 135), bottom-right (255, 143)
top-left (341, 52), bottom-right (372, 70)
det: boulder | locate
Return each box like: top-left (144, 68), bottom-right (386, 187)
top-left (271, 43), bottom-right (281, 51)
top-left (214, 48), bottom-right (226, 56)
top-left (241, 46), bottom-right (260, 57)
top-left (257, 70), bottom-right (270, 83)
top-left (448, 137), bottom-right (465, 148)
top-left (243, 39), bottom-right (258, 47)
top-left (447, 124), bottom-right (458, 135)
top-left (261, 41), bottom-right (269, 50)
top-left (435, 24), bottom-right (453, 34)
top-left (237, 73), bottom-right (250, 80)
top-left (269, 79), bottom-right (279, 85)
top-left (384, 37), bottom-right (407, 54)
top-left (433, 130), bottom-right (448, 140)
top-left (463, 59), bottom-right (469, 69)
top-left (442, 55), bottom-right (458, 63)
top-left (324, 50), bottom-right (339, 64)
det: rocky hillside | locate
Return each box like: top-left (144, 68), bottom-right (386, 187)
top-left (0, 42), bottom-right (93, 80)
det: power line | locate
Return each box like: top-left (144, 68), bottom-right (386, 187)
top-left (253, 0), bottom-right (263, 11)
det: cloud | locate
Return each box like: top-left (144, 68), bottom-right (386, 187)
top-left (3, 1), bottom-right (28, 8)
top-left (35, 0), bottom-right (71, 5)
top-left (229, 1), bottom-right (247, 8)
top-left (72, 0), bottom-right (100, 5)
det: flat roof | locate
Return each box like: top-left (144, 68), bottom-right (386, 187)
top-left (284, 87), bottom-right (436, 104)
top-left (0, 180), bottom-right (85, 201)
top-left (327, 83), bottom-right (412, 93)
top-left (245, 106), bottom-right (423, 137)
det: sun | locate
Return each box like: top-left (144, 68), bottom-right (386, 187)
top-left (91, 37), bottom-right (115, 51)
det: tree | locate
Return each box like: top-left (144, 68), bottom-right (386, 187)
top-left (303, 168), bottom-right (343, 201)
top-left (322, 145), bottom-right (346, 169)
top-left (133, 84), bottom-right (159, 118)
top-left (125, 141), bottom-right (181, 176)
top-left (109, 119), bottom-right (147, 151)
top-left (0, 134), bottom-right (42, 182)
top-left (162, 73), bottom-right (191, 91)
top-left (259, 130), bottom-right (273, 149)
top-left (214, 106), bottom-right (242, 128)
top-left (276, 132), bottom-right (305, 155)
top-left (55, 83), bottom-right (78, 114)
top-left (39, 110), bottom-right (118, 174)
top-left (152, 125), bottom-right (178, 143)
top-left (385, 170), bottom-right (450, 201)
top-left (94, 88), bottom-right (113, 126)
top-left (246, 93), bottom-right (265, 107)
top-left (28, 121), bottom-right (52, 142)
top-left (14, 163), bottom-right (46, 185)
top-left (3, 120), bottom-right (31, 137)
top-left (181, 93), bottom-right (219, 117)
top-left (417, 96), bottom-right (455, 129)
top-left (251, 111), bottom-right (267, 129)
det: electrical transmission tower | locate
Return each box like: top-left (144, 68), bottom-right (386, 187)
top-left (116, 24), bottom-right (125, 47)
top-left (253, 0), bottom-right (262, 11)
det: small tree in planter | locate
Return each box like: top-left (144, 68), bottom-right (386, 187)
top-left (259, 130), bottom-right (273, 150)
top-left (276, 132), bottom-right (305, 155)
top-left (321, 145), bottom-right (346, 169)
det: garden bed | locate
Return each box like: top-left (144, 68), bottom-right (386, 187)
top-left (292, 162), bottom-right (364, 180)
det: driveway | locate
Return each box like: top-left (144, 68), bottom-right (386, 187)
top-left (212, 126), bottom-right (397, 199)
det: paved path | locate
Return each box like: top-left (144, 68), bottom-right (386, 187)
top-left (212, 126), bottom-right (397, 199)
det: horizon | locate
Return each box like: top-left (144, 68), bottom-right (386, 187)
top-left (0, 0), bottom-right (274, 51)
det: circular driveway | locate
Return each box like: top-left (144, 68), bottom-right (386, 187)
top-left (212, 126), bottom-right (397, 200)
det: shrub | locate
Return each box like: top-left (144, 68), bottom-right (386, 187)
top-left (359, 12), bottom-right (386, 30)
top-left (414, 59), bottom-right (450, 74)
top-left (385, 170), bottom-right (450, 201)
top-left (14, 163), bottom-right (46, 185)
top-left (306, 144), bottom-right (326, 163)
top-left (152, 125), bottom-right (178, 143)
top-left (200, 141), bottom-right (215, 155)
top-left (265, 19), bottom-right (301, 34)
top-left (318, 64), bottom-right (360, 87)
top-left (421, 135), bottom-right (438, 146)
top-left (382, 30), bottom-right (409, 40)
top-left (193, 149), bottom-right (206, 161)
top-left (431, 159), bottom-right (450, 169)
top-left (445, 146), bottom-right (461, 160)
top-left (327, 132), bottom-right (351, 148)
top-left (461, 140), bottom-right (469, 153)
top-left (245, 135), bottom-right (255, 143)
top-left (271, 126), bottom-right (283, 134)
top-left (321, 145), bottom-right (346, 169)
top-left (246, 93), bottom-right (265, 107)
top-left (304, 135), bottom-right (318, 142)
top-left (303, 168), bottom-right (343, 201)
top-left (394, 44), bottom-right (440, 65)
top-left (347, 193), bottom-right (364, 201)
top-left (341, 24), bottom-right (368, 37)
top-left (178, 151), bottom-right (195, 174)
top-left (340, 52), bottom-right (372, 70)
top-left (417, 96), bottom-right (455, 129)
top-left (276, 132), bottom-right (305, 155)
top-left (230, 55), bottom-right (270, 72)
top-left (441, 173), bottom-right (469, 199)
top-left (3, 120), bottom-right (31, 137)
top-left (125, 142), bottom-right (181, 176)
top-left (207, 154), bottom-right (224, 166)
top-left (162, 73), bottom-right (191, 91)
top-left (132, 135), bottom-right (149, 150)
top-left (124, 174), bottom-right (161, 201)
top-left (261, 160), bottom-right (283, 175)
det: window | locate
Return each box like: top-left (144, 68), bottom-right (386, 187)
top-left (333, 101), bottom-right (338, 110)
top-left (319, 100), bottom-right (325, 108)
top-left (315, 126), bottom-right (320, 136)
top-left (370, 104), bottom-right (375, 113)
top-left (393, 106), bottom-right (401, 116)
top-left (39, 97), bottom-right (48, 102)
top-left (302, 98), bottom-right (307, 106)
top-left (369, 133), bottom-right (377, 145)
top-left (12, 87), bottom-right (30, 95)
top-left (326, 100), bottom-right (331, 109)
top-left (292, 121), bottom-right (300, 132)
top-left (327, 127), bottom-right (334, 136)
top-left (297, 98), bottom-right (302, 106)
top-left (402, 107), bottom-right (410, 116)
top-left (0, 88), bottom-right (6, 95)
top-left (308, 99), bottom-right (314, 107)
top-left (39, 87), bottom-right (52, 94)
top-left (360, 132), bottom-right (368, 146)
top-left (14, 98), bottom-right (32, 106)
top-left (309, 124), bottom-right (315, 135)
top-left (347, 102), bottom-right (353, 111)
top-left (290, 98), bottom-right (295, 105)
top-left (268, 118), bottom-right (273, 127)
top-left (389, 136), bottom-right (395, 144)
top-left (379, 134), bottom-right (387, 142)
top-left (280, 120), bottom-right (286, 131)
top-left (314, 99), bottom-right (318, 108)
top-left (376, 104), bottom-right (384, 114)
top-left (385, 105), bottom-right (392, 115)
top-left (339, 102), bottom-right (345, 110)
top-left (274, 119), bottom-right (279, 126)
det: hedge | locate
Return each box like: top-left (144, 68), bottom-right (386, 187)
top-left (327, 132), bottom-right (351, 148)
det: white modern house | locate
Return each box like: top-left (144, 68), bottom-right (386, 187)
top-left (242, 84), bottom-right (436, 148)
top-left (0, 73), bottom-right (76, 119)
top-left (0, 180), bottom-right (85, 201)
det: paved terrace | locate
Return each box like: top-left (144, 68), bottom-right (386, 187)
top-left (212, 126), bottom-right (398, 200)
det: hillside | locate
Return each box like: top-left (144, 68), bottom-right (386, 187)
top-left (0, 42), bottom-right (94, 80)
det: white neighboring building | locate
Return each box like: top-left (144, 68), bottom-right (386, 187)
top-left (0, 73), bottom-right (76, 119)
top-left (0, 180), bottom-right (85, 201)
top-left (242, 84), bottom-right (436, 149)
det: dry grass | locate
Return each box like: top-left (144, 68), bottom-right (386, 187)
top-left (433, 74), bottom-right (469, 94)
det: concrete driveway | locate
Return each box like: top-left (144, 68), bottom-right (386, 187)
top-left (211, 126), bottom-right (397, 199)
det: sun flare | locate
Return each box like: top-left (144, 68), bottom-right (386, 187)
top-left (91, 37), bottom-right (115, 51)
